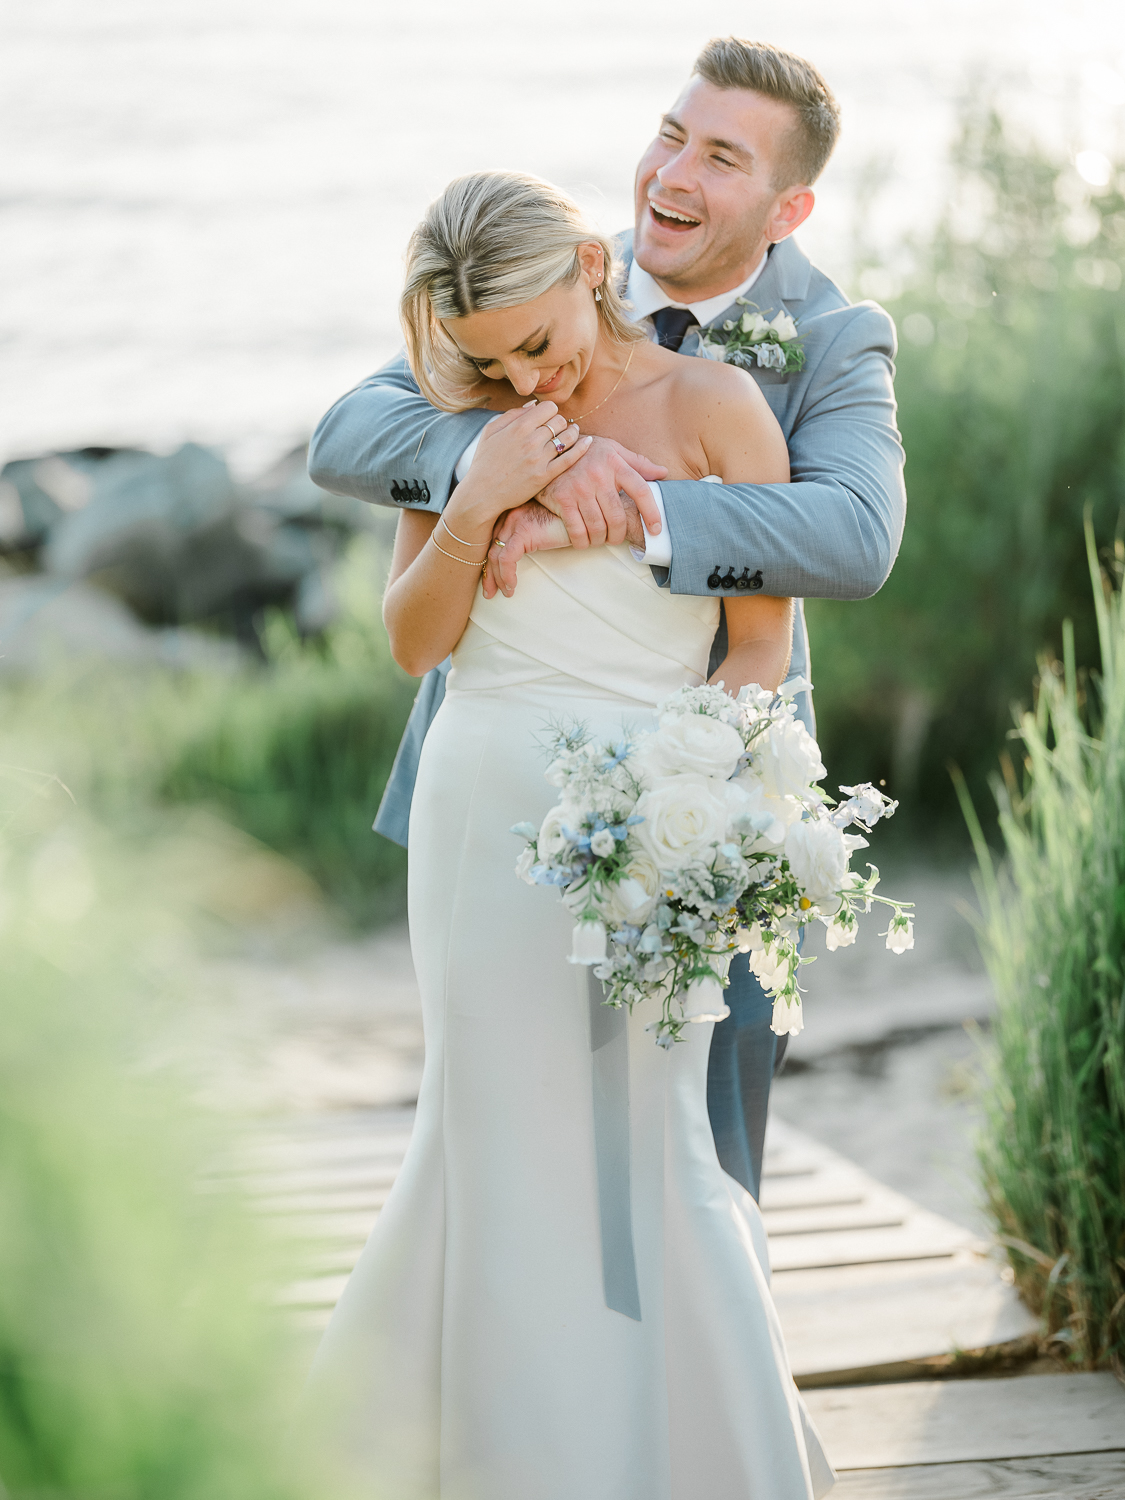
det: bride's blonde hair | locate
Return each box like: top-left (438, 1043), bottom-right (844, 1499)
top-left (400, 171), bottom-right (643, 412)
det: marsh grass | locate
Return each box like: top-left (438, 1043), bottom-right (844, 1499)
top-left (960, 526), bottom-right (1125, 1369)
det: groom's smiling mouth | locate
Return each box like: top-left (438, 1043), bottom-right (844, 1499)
top-left (648, 198), bottom-right (703, 233)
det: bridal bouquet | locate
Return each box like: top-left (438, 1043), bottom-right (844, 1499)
top-left (511, 682), bottom-right (912, 1047)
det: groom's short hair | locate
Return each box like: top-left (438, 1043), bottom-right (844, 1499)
top-left (694, 38), bottom-right (840, 189)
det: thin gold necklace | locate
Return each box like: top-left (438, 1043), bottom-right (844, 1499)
top-left (565, 345), bottom-right (636, 422)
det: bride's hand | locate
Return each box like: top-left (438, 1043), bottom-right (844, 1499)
top-left (445, 402), bottom-right (591, 540)
top-left (482, 502), bottom-right (570, 599)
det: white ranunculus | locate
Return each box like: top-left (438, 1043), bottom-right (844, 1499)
top-left (758, 716), bottom-right (826, 800)
top-left (604, 852), bottom-right (661, 925)
top-left (649, 712), bottom-right (745, 781)
top-left (569, 920), bottom-right (607, 965)
top-left (771, 994), bottom-right (804, 1036)
top-left (741, 311), bottom-right (771, 340)
top-left (824, 912), bottom-right (858, 951)
top-left (699, 339), bottom-right (728, 362)
top-left (680, 975), bottom-right (730, 1023)
top-left (537, 805), bottom-right (571, 864)
top-left (784, 818), bottom-right (849, 913)
top-left (589, 829), bottom-right (616, 858)
top-left (886, 917), bottom-right (915, 954)
top-left (515, 846), bottom-right (537, 885)
top-left (769, 310), bottom-right (798, 342)
top-left (633, 774), bottom-right (730, 871)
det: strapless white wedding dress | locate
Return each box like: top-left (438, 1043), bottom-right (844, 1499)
top-left (307, 540), bottom-right (834, 1500)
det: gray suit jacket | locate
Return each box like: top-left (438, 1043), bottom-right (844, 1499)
top-left (308, 236), bottom-right (906, 847)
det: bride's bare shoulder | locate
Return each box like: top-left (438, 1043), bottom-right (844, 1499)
top-left (664, 350), bottom-right (788, 483)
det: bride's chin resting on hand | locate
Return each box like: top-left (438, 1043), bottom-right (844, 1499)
top-left (381, 400), bottom-right (590, 677)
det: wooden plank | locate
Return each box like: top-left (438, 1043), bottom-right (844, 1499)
top-left (277, 1274), bottom-right (350, 1308)
top-left (255, 1186), bottom-right (393, 1215)
top-left (803, 1374), bottom-right (1125, 1470)
top-left (768, 1213), bottom-right (973, 1273)
top-left (774, 1254), bottom-right (1038, 1382)
top-left (829, 1450), bottom-right (1125, 1499)
top-left (762, 1203), bottom-right (907, 1237)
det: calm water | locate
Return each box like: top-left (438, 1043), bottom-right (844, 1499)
top-left (3, 0), bottom-right (1123, 472)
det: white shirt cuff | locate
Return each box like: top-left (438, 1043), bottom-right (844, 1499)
top-left (453, 432), bottom-right (482, 484)
top-left (629, 481), bottom-right (672, 567)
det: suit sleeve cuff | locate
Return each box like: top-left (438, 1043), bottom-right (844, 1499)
top-left (629, 482), bottom-right (672, 567)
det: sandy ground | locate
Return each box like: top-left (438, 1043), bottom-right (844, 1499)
top-left (195, 858), bottom-right (995, 1235)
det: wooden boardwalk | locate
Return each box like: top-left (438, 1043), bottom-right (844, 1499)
top-left (239, 1107), bottom-right (1125, 1497)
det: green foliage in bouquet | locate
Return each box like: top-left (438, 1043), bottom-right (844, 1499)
top-left (960, 526), bottom-right (1125, 1369)
top-left (810, 101), bottom-right (1125, 829)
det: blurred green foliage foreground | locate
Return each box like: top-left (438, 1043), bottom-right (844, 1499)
top-left (1, 538), bottom-right (416, 930)
top-left (810, 104), bottom-right (1125, 827)
top-left (963, 531), bottom-right (1125, 1371)
top-left (0, 778), bottom-right (350, 1497)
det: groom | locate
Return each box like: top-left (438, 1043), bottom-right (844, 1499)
top-left (309, 37), bottom-right (906, 1200)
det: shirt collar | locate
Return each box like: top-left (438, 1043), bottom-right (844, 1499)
top-left (625, 249), bottom-right (770, 329)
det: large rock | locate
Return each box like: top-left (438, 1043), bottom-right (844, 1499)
top-left (0, 574), bottom-right (247, 676)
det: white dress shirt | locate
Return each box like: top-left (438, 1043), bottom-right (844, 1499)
top-left (454, 249), bottom-right (770, 568)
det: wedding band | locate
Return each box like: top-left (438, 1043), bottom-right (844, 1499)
top-left (494, 539), bottom-right (507, 549)
top-left (541, 416), bottom-right (564, 437)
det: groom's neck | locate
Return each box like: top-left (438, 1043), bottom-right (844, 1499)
top-left (642, 238), bottom-right (771, 306)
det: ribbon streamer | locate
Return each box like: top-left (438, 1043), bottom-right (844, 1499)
top-left (587, 971), bottom-right (641, 1321)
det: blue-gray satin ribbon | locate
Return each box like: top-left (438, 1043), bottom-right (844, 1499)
top-left (587, 970), bottom-right (641, 1321)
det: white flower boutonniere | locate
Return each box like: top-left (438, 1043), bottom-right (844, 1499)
top-left (700, 299), bottom-right (806, 374)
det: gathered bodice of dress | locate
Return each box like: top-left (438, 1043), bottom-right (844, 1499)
top-left (448, 542), bottom-right (720, 706)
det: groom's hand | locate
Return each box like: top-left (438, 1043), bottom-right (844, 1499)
top-left (483, 502), bottom-right (570, 599)
top-left (536, 437), bottom-right (667, 549)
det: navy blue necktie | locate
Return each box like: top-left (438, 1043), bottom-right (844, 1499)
top-left (651, 306), bottom-right (698, 353)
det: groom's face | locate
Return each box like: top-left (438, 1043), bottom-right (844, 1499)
top-left (633, 76), bottom-right (802, 298)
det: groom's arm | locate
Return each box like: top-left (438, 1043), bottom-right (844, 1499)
top-left (659, 304), bottom-right (905, 602)
top-left (307, 354), bottom-right (493, 514)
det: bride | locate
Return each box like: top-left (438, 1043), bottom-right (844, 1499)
top-left (307, 171), bottom-right (834, 1500)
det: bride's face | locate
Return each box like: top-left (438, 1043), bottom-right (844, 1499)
top-left (442, 247), bottom-right (604, 403)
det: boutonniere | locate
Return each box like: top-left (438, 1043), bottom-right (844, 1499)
top-left (699, 300), bottom-right (805, 374)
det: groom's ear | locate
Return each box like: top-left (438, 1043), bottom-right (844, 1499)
top-left (766, 186), bottom-right (815, 246)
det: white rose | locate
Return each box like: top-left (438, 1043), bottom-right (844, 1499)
top-left (679, 975), bottom-right (730, 1023)
top-left (515, 846), bottom-right (537, 885)
top-left (604, 852), bottom-right (661, 925)
top-left (740, 311), bottom-right (771, 339)
top-left (648, 713), bottom-right (745, 781)
top-left (633, 774), bottom-right (730, 872)
top-left (784, 818), bottom-right (849, 913)
top-left (699, 339), bottom-right (728, 362)
top-left (590, 829), bottom-right (616, 858)
top-left (725, 777), bottom-right (792, 848)
top-left (536, 805), bottom-right (573, 865)
top-left (771, 994), bottom-right (804, 1036)
top-left (886, 917), bottom-right (915, 954)
top-left (769, 310), bottom-right (798, 342)
top-left (758, 716), bottom-right (826, 800)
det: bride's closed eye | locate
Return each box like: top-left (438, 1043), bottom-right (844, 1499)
top-left (471, 336), bottom-right (551, 374)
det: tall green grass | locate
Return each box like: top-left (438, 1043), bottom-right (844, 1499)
top-left (810, 104), bottom-right (1125, 829)
top-left (961, 527), bottom-right (1125, 1369)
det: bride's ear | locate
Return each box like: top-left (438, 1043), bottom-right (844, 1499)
top-left (577, 241), bottom-right (605, 292)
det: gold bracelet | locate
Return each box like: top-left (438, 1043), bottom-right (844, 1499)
top-left (439, 516), bottom-right (484, 549)
top-left (431, 535), bottom-right (487, 568)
